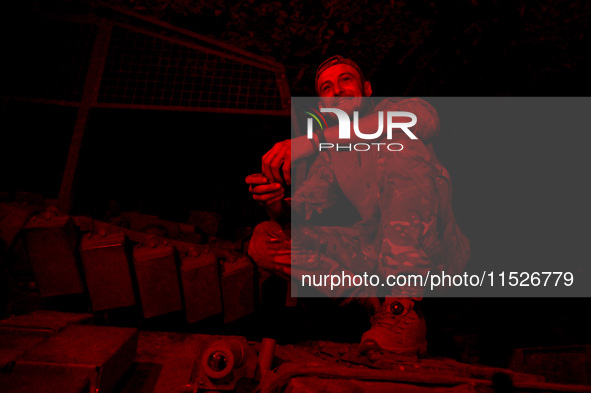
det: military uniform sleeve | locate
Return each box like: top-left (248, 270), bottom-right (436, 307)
top-left (291, 152), bottom-right (340, 223)
top-left (376, 97), bottom-right (440, 142)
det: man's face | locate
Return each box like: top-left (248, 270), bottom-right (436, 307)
top-left (316, 64), bottom-right (372, 115)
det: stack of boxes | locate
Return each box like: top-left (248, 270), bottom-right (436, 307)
top-left (20, 210), bottom-right (256, 324)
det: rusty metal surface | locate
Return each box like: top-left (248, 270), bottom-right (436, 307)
top-left (0, 310), bottom-right (93, 369)
top-left (0, 367), bottom-right (90, 393)
top-left (120, 331), bottom-right (250, 393)
top-left (511, 345), bottom-right (591, 386)
top-left (5, 324), bottom-right (587, 393)
top-left (285, 378), bottom-right (480, 393)
top-left (314, 341), bottom-right (544, 384)
top-left (265, 341), bottom-right (591, 393)
top-left (0, 334), bottom-right (46, 369)
top-left (113, 332), bottom-right (591, 393)
top-left (15, 324), bottom-right (138, 393)
top-left (120, 331), bottom-right (204, 393)
top-left (0, 310), bottom-right (93, 335)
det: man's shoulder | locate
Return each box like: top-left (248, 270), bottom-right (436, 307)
top-left (374, 97), bottom-right (440, 142)
top-left (374, 97), bottom-right (435, 113)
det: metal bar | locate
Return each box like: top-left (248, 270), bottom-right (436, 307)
top-left (104, 4), bottom-right (284, 71)
top-left (92, 102), bottom-right (290, 116)
top-left (57, 20), bottom-right (113, 213)
top-left (275, 71), bottom-right (291, 110)
top-left (0, 96), bottom-right (83, 107)
top-left (111, 21), bottom-right (283, 74)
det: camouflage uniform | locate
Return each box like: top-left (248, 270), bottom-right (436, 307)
top-left (249, 98), bottom-right (470, 297)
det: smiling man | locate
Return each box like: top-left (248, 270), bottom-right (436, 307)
top-left (246, 56), bottom-right (470, 355)
top-left (316, 58), bottom-right (372, 116)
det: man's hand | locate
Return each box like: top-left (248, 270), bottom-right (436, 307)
top-left (246, 173), bottom-right (285, 206)
top-left (262, 140), bottom-right (291, 185)
top-left (261, 136), bottom-right (316, 185)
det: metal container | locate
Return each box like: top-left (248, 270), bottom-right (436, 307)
top-left (221, 256), bottom-right (255, 323)
top-left (180, 249), bottom-right (222, 324)
top-left (133, 243), bottom-right (183, 318)
top-left (80, 231), bottom-right (135, 311)
top-left (24, 212), bottom-right (84, 297)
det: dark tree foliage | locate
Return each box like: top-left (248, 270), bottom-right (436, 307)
top-left (101, 0), bottom-right (591, 95)
top-left (11, 0), bottom-right (591, 94)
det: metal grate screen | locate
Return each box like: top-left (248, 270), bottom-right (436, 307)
top-left (98, 26), bottom-right (283, 110)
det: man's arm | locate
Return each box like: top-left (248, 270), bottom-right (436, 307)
top-left (265, 198), bottom-right (291, 223)
top-left (262, 98), bottom-right (439, 184)
top-left (249, 146), bottom-right (340, 225)
top-left (261, 115), bottom-right (378, 185)
top-left (245, 173), bottom-right (290, 223)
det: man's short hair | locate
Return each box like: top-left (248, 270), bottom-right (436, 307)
top-left (315, 55), bottom-right (366, 94)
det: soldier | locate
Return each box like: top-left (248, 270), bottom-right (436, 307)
top-left (246, 56), bottom-right (470, 354)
